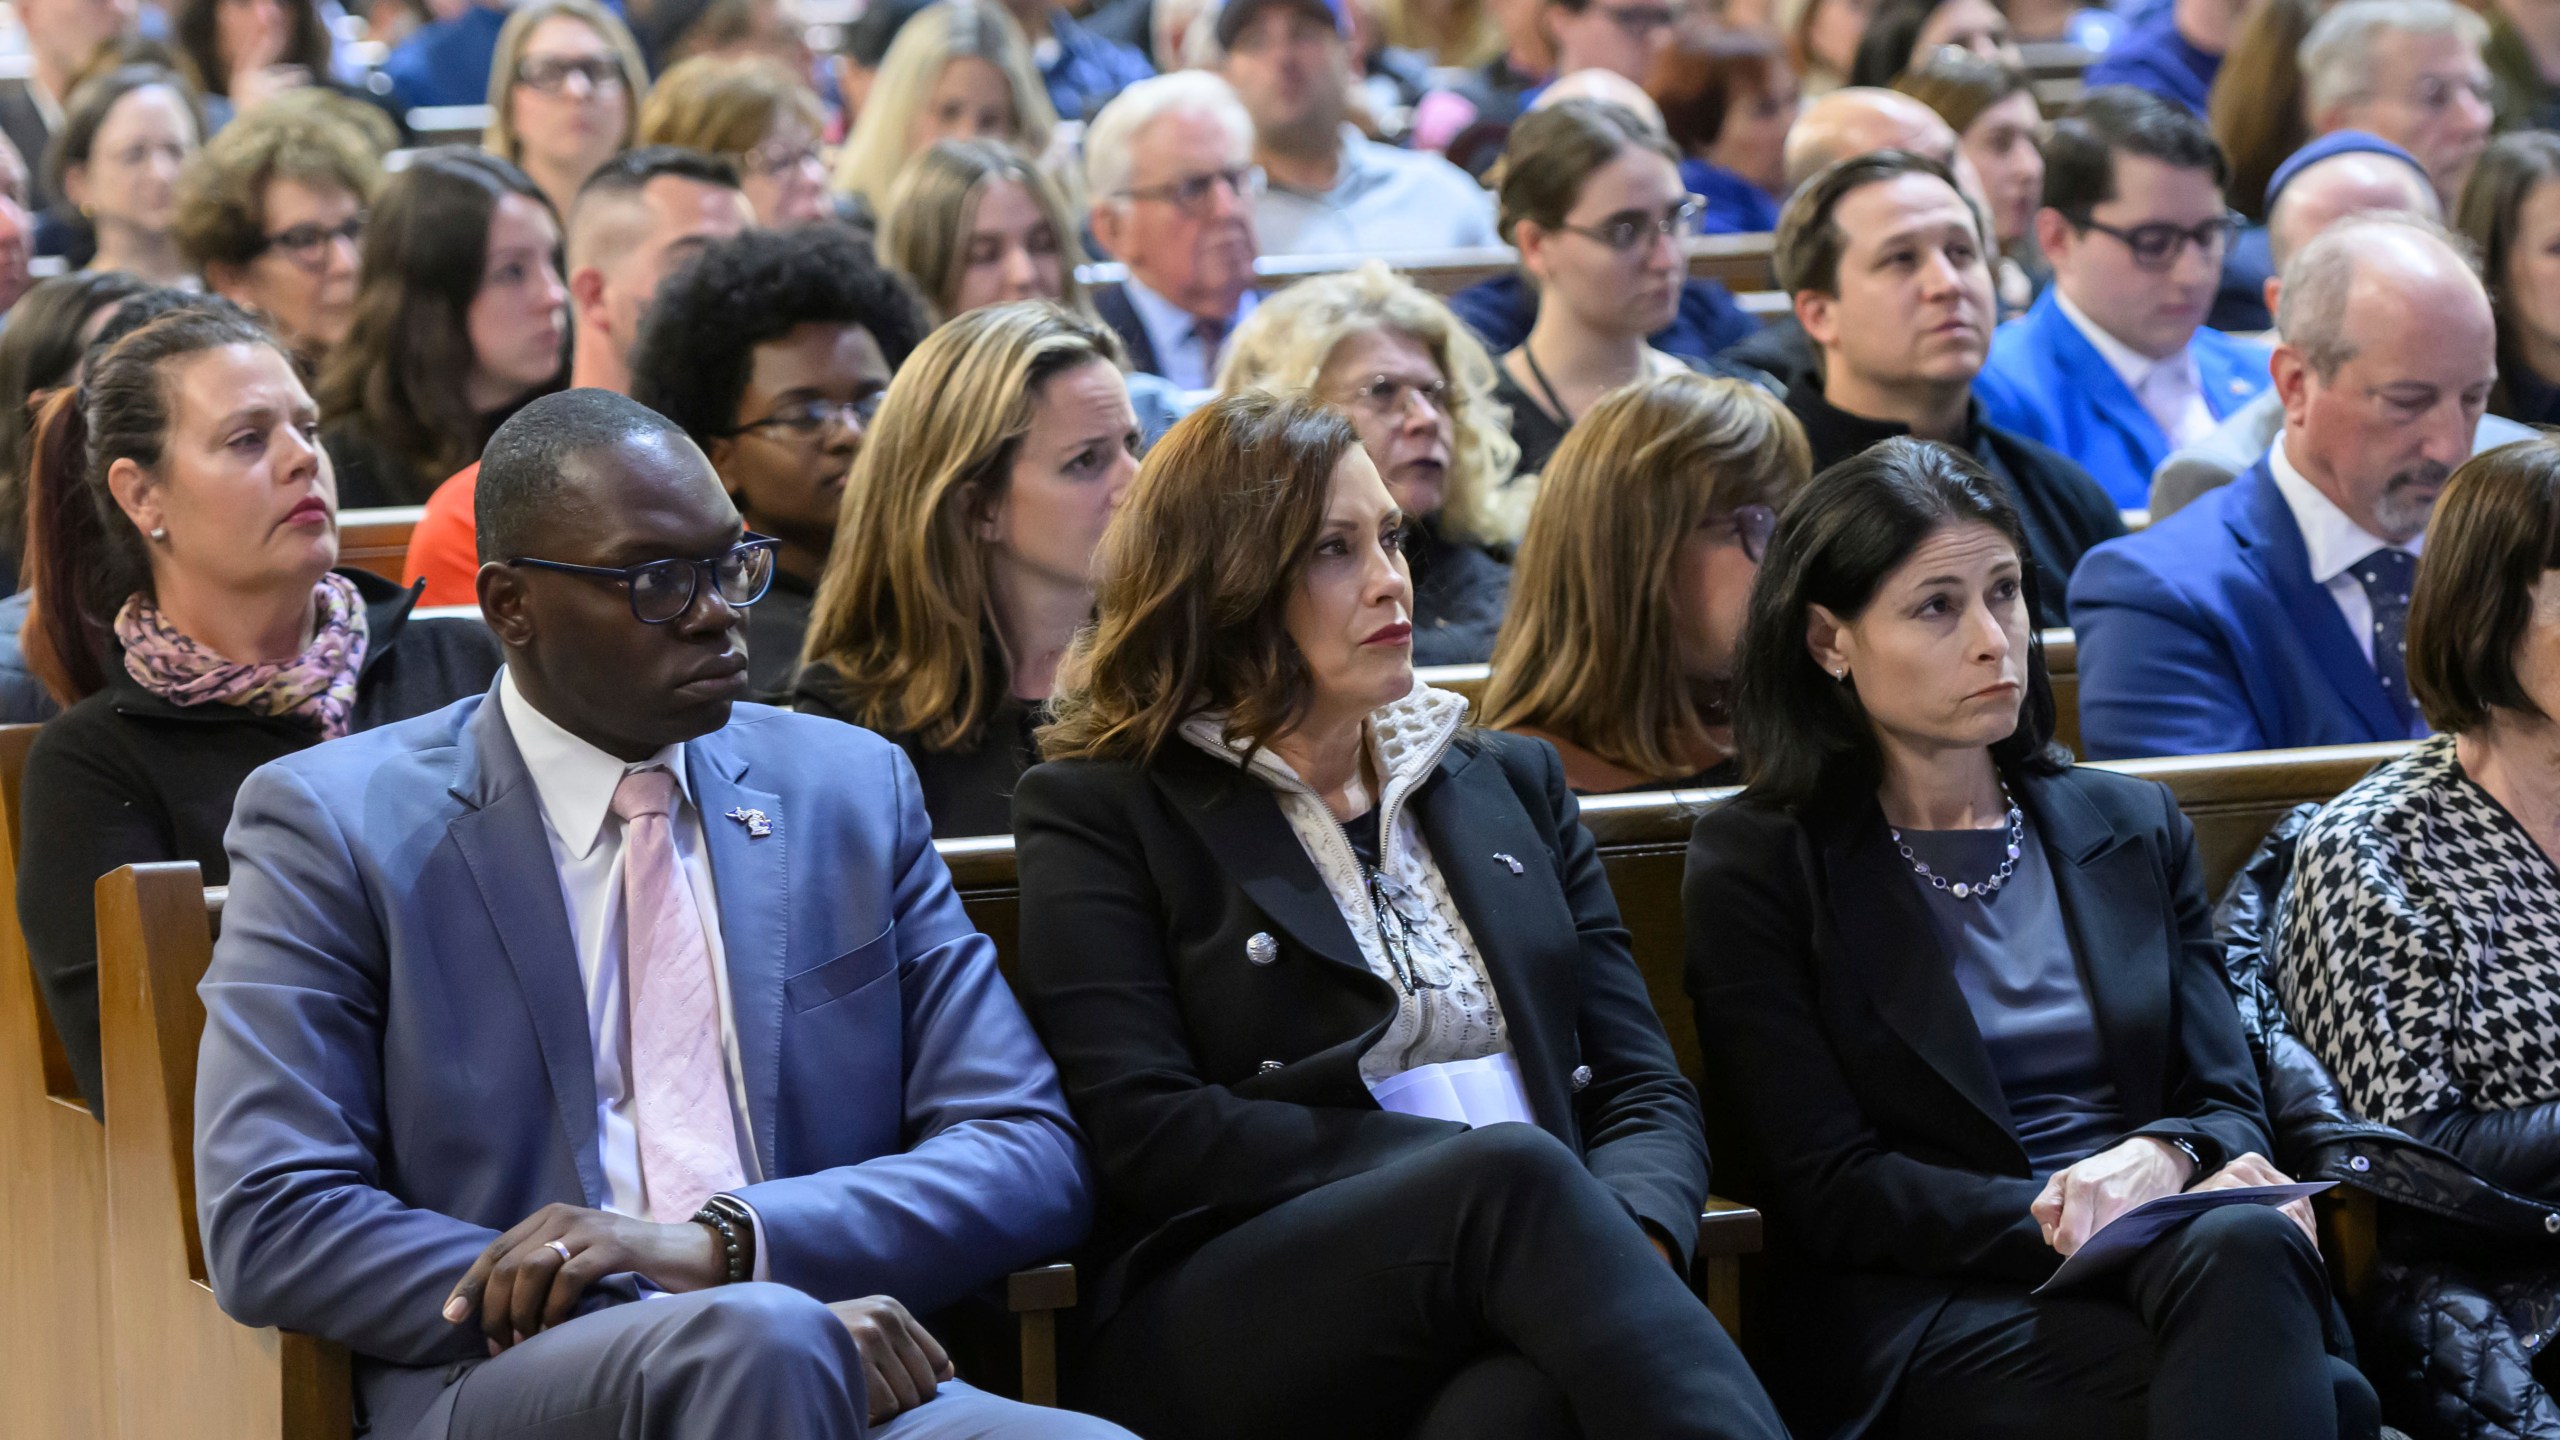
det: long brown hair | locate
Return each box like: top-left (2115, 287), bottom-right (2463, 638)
top-left (2456, 131), bottom-right (2560, 420)
top-left (1484, 374), bottom-right (1811, 778)
top-left (22, 304), bottom-right (287, 703)
top-left (1037, 390), bottom-right (1362, 768)
top-left (2212, 0), bottom-right (2321, 222)
top-left (800, 300), bottom-right (1123, 751)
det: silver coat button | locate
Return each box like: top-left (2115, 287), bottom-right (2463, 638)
top-left (2349, 1154), bottom-right (2371, 1173)
top-left (1570, 1065), bottom-right (1593, 1092)
top-left (1246, 932), bottom-right (1279, 966)
top-left (2546, 1212), bottom-right (2559, 1235)
top-left (1259, 1060), bottom-right (1284, 1074)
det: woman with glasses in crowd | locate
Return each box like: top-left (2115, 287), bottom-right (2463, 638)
top-left (796, 301), bottom-right (1137, 837)
top-left (628, 224), bottom-right (928, 696)
top-left (1008, 387), bottom-right (1791, 1440)
top-left (50, 65), bottom-right (205, 285)
top-left (175, 91), bottom-right (385, 373)
top-left (1686, 437), bottom-right (2376, 1440)
top-left (829, 0), bottom-right (1059, 221)
top-left (1488, 99), bottom-right (1774, 478)
top-left (481, 0), bottom-right (651, 221)
top-left (1217, 262), bottom-right (1523, 666)
top-left (1486, 373), bottom-right (1809, 792)
top-left (638, 55), bottom-right (834, 229)
top-left (317, 148), bottom-right (569, 507)
top-left (15, 301), bottom-right (502, 1119)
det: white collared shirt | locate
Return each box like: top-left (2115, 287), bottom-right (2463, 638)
top-left (2267, 438), bottom-right (2424, 667)
top-left (2054, 286), bottom-right (2219, 449)
top-left (1121, 274), bottom-right (1258, 390)
top-left (496, 670), bottom-right (765, 1224)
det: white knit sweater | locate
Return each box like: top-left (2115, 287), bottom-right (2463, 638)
top-left (1180, 683), bottom-right (1513, 1084)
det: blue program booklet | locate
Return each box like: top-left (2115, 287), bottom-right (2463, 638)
top-left (2033, 1181), bottom-right (2336, 1294)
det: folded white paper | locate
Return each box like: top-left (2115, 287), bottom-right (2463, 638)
top-left (1370, 1053), bottom-right (1536, 1128)
top-left (2034, 1180), bottom-right (2335, 1294)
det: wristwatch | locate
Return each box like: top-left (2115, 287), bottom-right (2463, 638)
top-left (2162, 1135), bottom-right (2207, 1181)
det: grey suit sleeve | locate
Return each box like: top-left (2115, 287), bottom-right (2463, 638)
top-left (196, 762), bottom-right (506, 1365)
top-left (736, 747), bottom-right (1095, 1313)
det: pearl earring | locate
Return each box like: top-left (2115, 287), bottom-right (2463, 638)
top-left (149, 527), bottom-right (167, 542)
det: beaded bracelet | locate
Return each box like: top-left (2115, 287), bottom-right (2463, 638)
top-left (689, 1195), bottom-right (754, 1285)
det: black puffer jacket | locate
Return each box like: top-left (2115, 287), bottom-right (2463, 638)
top-left (2218, 805), bottom-right (2560, 1440)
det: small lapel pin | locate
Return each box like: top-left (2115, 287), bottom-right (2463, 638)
top-left (2228, 378), bottom-right (2250, 395)
top-left (1492, 852), bottom-right (1522, 875)
top-left (1246, 932), bottom-right (1279, 966)
top-left (724, 806), bottom-right (772, 838)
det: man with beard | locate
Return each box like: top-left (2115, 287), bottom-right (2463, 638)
top-left (1776, 148), bottom-right (2122, 630)
top-left (2069, 214), bottom-right (2493, 758)
top-left (1086, 72), bottom-right (1264, 389)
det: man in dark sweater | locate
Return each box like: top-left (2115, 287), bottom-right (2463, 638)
top-left (1775, 148), bottom-right (2124, 628)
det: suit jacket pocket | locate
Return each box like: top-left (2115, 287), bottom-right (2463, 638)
top-left (785, 923), bottom-right (896, 1013)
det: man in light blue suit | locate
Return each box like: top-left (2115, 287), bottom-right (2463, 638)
top-left (1979, 86), bottom-right (2272, 509)
top-left (194, 390), bottom-right (1127, 1440)
top-left (2069, 215), bottom-right (2496, 759)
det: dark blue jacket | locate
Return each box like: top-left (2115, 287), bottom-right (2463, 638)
top-left (380, 3), bottom-right (512, 110)
top-left (2085, 13), bottom-right (2220, 115)
top-left (2067, 457), bottom-right (2429, 759)
top-left (1448, 273), bottom-right (1756, 366)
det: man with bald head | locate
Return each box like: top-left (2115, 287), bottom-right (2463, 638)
top-left (2072, 216), bottom-right (2496, 757)
top-left (2152, 133), bottom-right (2534, 516)
top-left (195, 389), bottom-right (1121, 1440)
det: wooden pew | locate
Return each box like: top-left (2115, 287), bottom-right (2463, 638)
top-left (335, 506), bottom-right (423, 585)
top-left (2043, 628), bottom-right (2079, 758)
top-left (1076, 233), bottom-right (1777, 301)
top-left (94, 864), bottom-right (1079, 1434)
top-left (0, 723), bottom-right (115, 1440)
top-left (95, 865), bottom-right (350, 1440)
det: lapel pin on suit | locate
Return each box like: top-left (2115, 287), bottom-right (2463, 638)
top-left (1493, 852), bottom-right (1523, 874)
top-left (1246, 932), bottom-right (1279, 966)
top-left (724, 806), bottom-right (773, 838)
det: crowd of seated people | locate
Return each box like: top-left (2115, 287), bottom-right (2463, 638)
top-left (0, 2), bottom-right (2557, 1436)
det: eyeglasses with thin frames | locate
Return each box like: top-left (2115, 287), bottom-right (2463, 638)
top-left (1707, 504), bottom-right (1778, 563)
top-left (517, 55), bottom-right (626, 93)
top-left (508, 536), bottom-right (781, 625)
top-left (2069, 210), bottom-right (2241, 272)
top-left (256, 214), bottom-right (365, 271)
top-left (1118, 166), bottom-right (1266, 214)
top-left (1340, 373), bottom-right (1450, 420)
top-left (718, 392), bottom-right (886, 440)
top-left (1560, 196), bottom-right (1706, 253)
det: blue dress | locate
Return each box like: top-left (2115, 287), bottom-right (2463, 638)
top-left (1680, 159), bottom-right (1783, 236)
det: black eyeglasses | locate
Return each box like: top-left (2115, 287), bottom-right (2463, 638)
top-left (508, 536), bottom-right (780, 624)
top-left (517, 55), bottom-right (625, 93)
top-left (720, 391), bottom-right (886, 440)
top-left (2069, 210), bottom-right (2241, 271)
top-left (256, 214), bottom-right (364, 269)
top-left (1707, 504), bottom-right (1777, 563)
top-left (1560, 196), bottom-right (1705, 253)
top-left (1118, 166), bottom-right (1265, 213)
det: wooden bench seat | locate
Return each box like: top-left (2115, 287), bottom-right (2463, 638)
top-left (334, 506), bottom-right (424, 585)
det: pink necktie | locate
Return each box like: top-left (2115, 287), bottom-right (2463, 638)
top-left (610, 768), bottom-right (746, 1223)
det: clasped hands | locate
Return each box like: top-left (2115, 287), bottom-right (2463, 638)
top-left (2029, 1137), bottom-right (2319, 1257)
top-left (440, 1203), bottom-right (955, 1422)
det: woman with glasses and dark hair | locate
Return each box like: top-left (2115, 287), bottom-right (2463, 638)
top-left (1485, 373), bottom-right (1809, 792)
top-left (1010, 386), bottom-right (1790, 1440)
top-left (316, 147), bottom-right (569, 507)
top-left (1486, 99), bottom-right (1775, 478)
top-left (1684, 436), bottom-right (2377, 1440)
top-left (1217, 262), bottom-right (1523, 666)
top-left (628, 223), bottom-right (928, 698)
top-left (174, 90), bottom-right (387, 372)
top-left (794, 301), bottom-right (1136, 837)
top-left (481, 0), bottom-right (651, 221)
top-left (636, 55), bottom-right (834, 230)
top-left (48, 64), bottom-right (205, 285)
top-left (14, 300), bottom-right (501, 1119)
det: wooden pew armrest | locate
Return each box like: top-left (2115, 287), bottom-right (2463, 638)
top-left (1006, 1263), bottom-right (1076, 1407)
top-left (1695, 1197), bottom-right (1762, 1258)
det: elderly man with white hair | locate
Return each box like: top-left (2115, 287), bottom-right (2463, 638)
top-left (2074, 214), bottom-right (2498, 759)
top-left (2152, 132), bottom-right (2537, 518)
top-left (2300, 0), bottom-right (2495, 207)
top-left (1087, 71), bottom-right (1265, 388)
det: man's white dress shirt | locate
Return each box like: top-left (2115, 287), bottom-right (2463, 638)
top-left (2055, 286), bottom-right (2219, 449)
top-left (2268, 438), bottom-right (2424, 668)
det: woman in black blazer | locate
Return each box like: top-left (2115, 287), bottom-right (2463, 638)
top-left (1684, 437), bottom-right (2376, 1440)
top-left (1013, 391), bottom-right (1786, 1440)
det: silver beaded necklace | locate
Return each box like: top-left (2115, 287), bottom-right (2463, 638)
top-left (1889, 785), bottom-right (2026, 901)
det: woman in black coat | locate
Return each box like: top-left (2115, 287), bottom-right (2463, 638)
top-left (1012, 391), bottom-right (1785, 1440)
top-left (1683, 437), bottom-right (2375, 1440)
top-left (17, 303), bottom-right (500, 1118)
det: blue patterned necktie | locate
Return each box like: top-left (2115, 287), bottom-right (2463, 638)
top-left (2351, 547), bottom-right (2420, 733)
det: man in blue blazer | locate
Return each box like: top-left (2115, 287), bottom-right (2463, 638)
top-left (1979, 86), bottom-right (2271, 509)
top-left (194, 391), bottom-right (1121, 1440)
top-left (2070, 215), bottom-right (2497, 759)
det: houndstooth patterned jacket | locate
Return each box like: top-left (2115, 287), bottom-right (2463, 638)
top-left (2272, 733), bottom-right (2560, 1131)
